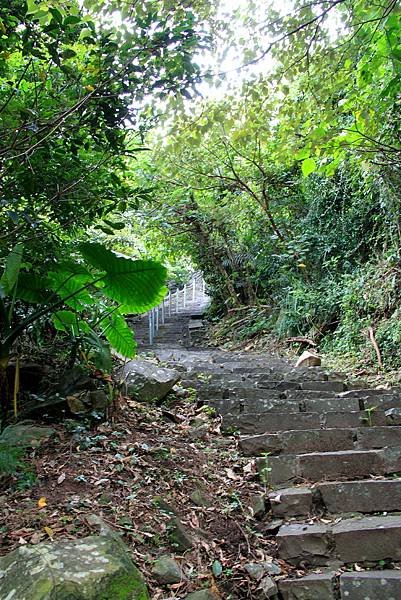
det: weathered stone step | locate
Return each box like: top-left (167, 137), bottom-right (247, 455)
top-left (301, 380), bottom-right (346, 392)
top-left (223, 412), bottom-right (322, 433)
top-left (241, 428), bottom-right (355, 455)
top-left (257, 447), bottom-right (401, 486)
top-left (319, 478), bottom-right (401, 514)
top-left (211, 391), bottom-right (401, 415)
top-left (279, 570), bottom-right (401, 600)
top-left (268, 478), bottom-right (401, 517)
top-left (339, 570), bottom-right (401, 599)
top-left (181, 373), bottom-right (248, 384)
top-left (211, 396), bottom-right (364, 415)
top-left (222, 410), bottom-right (388, 434)
top-left (279, 572), bottom-right (336, 600)
top-left (209, 398), bottom-right (297, 415)
top-left (278, 515), bottom-right (401, 566)
top-left (268, 486), bottom-right (313, 517)
top-left (241, 426), bottom-right (401, 456)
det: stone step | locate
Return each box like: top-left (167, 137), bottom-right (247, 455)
top-left (268, 478), bottom-right (401, 517)
top-left (257, 447), bottom-right (401, 486)
top-left (268, 486), bottom-right (313, 517)
top-left (284, 389), bottom-right (338, 400)
top-left (210, 396), bottom-right (364, 414)
top-left (318, 478), bottom-right (401, 514)
top-left (279, 570), bottom-right (401, 600)
top-left (278, 515), bottom-right (401, 566)
top-left (279, 572), bottom-right (336, 600)
top-left (181, 373), bottom-right (249, 384)
top-left (301, 380), bottom-right (346, 393)
top-left (241, 428), bottom-right (355, 456)
top-left (339, 570), bottom-right (401, 599)
top-left (223, 412), bottom-right (322, 434)
top-left (209, 398), bottom-right (298, 415)
top-left (222, 410), bottom-right (388, 434)
top-left (241, 426), bottom-right (401, 456)
top-left (322, 410), bottom-right (387, 428)
top-left (211, 392), bottom-right (401, 416)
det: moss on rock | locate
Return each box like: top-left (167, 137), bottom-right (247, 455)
top-left (0, 534), bottom-right (149, 600)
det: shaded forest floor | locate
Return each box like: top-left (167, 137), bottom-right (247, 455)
top-left (0, 388), bottom-right (294, 599)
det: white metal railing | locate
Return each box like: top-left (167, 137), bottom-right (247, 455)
top-left (147, 273), bottom-right (206, 345)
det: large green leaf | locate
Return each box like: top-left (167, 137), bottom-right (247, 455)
top-left (101, 313), bottom-right (136, 358)
top-left (1, 244), bottom-right (23, 295)
top-left (48, 262), bottom-right (94, 311)
top-left (79, 243), bottom-right (167, 313)
top-left (16, 273), bottom-right (50, 304)
top-left (53, 310), bottom-right (90, 337)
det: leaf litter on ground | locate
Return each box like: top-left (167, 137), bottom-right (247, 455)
top-left (0, 389), bottom-right (291, 598)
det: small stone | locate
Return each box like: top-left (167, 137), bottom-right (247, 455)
top-left (98, 493), bottom-right (113, 506)
top-left (185, 590), bottom-right (220, 600)
top-left (67, 391), bottom-right (90, 414)
top-left (244, 562), bottom-right (265, 580)
top-left (249, 494), bottom-right (266, 519)
top-left (189, 487), bottom-right (212, 507)
top-left (188, 425), bottom-right (209, 440)
top-left (88, 389), bottom-right (108, 410)
top-left (190, 416), bottom-right (207, 428)
top-left (258, 575), bottom-right (279, 598)
top-left (386, 407), bottom-right (401, 425)
top-left (152, 555), bottom-right (185, 584)
top-left (168, 517), bottom-right (195, 551)
top-left (295, 351), bottom-right (321, 368)
top-left (266, 519), bottom-right (284, 534)
top-left (152, 496), bottom-right (178, 516)
top-left (264, 562), bottom-right (282, 575)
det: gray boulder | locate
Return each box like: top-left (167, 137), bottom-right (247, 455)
top-left (0, 534), bottom-right (149, 599)
top-left (168, 517), bottom-right (195, 551)
top-left (0, 423), bottom-right (56, 447)
top-left (67, 389), bottom-right (109, 414)
top-left (152, 555), bottom-right (185, 584)
top-left (122, 359), bottom-right (180, 402)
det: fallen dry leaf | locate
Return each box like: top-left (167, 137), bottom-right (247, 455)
top-left (43, 526), bottom-right (54, 538)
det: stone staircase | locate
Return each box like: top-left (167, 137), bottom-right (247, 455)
top-left (129, 283), bottom-right (209, 350)
top-left (137, 285), bottom-right (401, 598)
top-left (159, 349), bottom-right (401, 599)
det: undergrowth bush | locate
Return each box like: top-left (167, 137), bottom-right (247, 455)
top-left (0, 443), bottom-right (25, 476)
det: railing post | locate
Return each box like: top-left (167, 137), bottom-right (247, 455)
top-left (192, 277), bottom-right (196, 301)
top-left (176, 288), bottom-right (179, 313)
top-left (202, 278), bottom-right (206, 296)
top-left (156, 305), bottom-right (159, 331)
top-left (161, 300), bottom-right (165, 324)
top-left (183, 284), bottom-right (187, 307)
top-left (169, 291), bottom-right (172, 316)
top-left (148, 311), bottom-right (153, 345)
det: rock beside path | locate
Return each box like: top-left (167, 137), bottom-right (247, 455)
top-left (0, 534), bottom-right (148, 600)
top-left (0, 423), bottom-right (56, 447)
top-left (121, 359), bottom-right (180, 402)
top-left (152, 555), bottom-right (185, 584)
